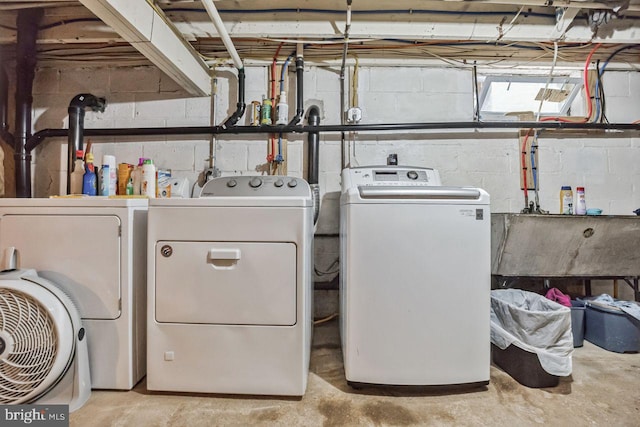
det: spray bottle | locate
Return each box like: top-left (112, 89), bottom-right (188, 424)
top-left (276, 91), bottom-right (289, 125)
top-left (82, 152), bottom-right (97, 196)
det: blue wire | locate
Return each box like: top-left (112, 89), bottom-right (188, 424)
top-left (531, 138), bottom-right (537, 191)
top-left (276, 134), bottom-right (283, 162)
top-left (280, 52), bottom-right (295, 93)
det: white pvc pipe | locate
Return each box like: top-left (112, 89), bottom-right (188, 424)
top-left (200, 0), bottom-right (244, 69)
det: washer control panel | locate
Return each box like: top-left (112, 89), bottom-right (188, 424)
top-left (344, 166), bottom-right (442, 188)
top-left (200, 176), bottom-right (310, 197)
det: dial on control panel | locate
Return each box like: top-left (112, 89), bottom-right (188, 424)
top-left (226, 179), bottom-right (237, 188)
top-left (274, 179), bottom-right (284, 188)
top-left (249, 177), bottom-right (263, 188)
top-left (407, 171), bottom-right (419, 180)
top-left (287, 179), bottom-right (298, 188)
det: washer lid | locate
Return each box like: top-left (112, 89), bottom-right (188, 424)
top-left (0, 197), bottom-right (148, 208)
top-left (342, 185), bottom-right (490, 205)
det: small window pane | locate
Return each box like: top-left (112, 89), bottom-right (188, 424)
top-left (479, 76), bottom-right (582, 120)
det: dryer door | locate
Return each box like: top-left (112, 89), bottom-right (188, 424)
top-left (0, 214), bottom-right (122, 320)
top-left (155, 241), bottom-right (297, 326)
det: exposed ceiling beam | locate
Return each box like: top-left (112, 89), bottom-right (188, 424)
top-left (171, 15), bottom-right (640, 44)
top-left (77, 0), bottom-right (211, 96)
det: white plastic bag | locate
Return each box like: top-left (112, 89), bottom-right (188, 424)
top-left (491, 289), bottom-right (573, 376)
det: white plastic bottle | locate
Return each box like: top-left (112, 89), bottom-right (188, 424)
top-left (132, 158), bottom-right (146, 195)
top-left (276, 91), bottom-right (289, 125)
top-left (102, 154), bottom-right (117, 195)
top-left (141, 159), bottom-right (156, 198)
top-left (576, 187), bottom-right (587, 215)
top-left (69, 149), bottom-right (85, 195)
top-left (100, 164), bottom-right (110, 196)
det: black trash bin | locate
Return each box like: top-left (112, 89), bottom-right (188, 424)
top-left (490, 289), bottom-right (573, 388)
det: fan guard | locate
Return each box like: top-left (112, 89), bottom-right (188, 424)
top-left (0, 285), bottom-right (74, 404)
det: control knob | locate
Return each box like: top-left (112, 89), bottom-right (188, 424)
top-left (287, 179), bottom-right (298, 188)
top-left (249, 177), bottom-right (263, 188)
top-left (407, 170), bottom-right (419, 180)
top-left (274, 179), bottom-right (284, 188)
top-left (226, 179), bottom-right (237, 188)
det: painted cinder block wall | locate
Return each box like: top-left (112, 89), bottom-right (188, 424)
top-left (16, 64), bottom-right (640, 291)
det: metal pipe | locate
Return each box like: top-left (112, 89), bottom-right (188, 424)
top-left (307, 106), bottom-right (321, 185)
top-left (14, 8), bottom-right (42, 198)
top-left (289, 44), bottom-right (305, 126)
top-left (0, 66), bottom-right (13, 149)
top-left (222, 68), bottom-right (246, 128)
top-left (307, 105), bottom-right (321, 225)
top-left (339, 0), bottom-right (353, 170)
top-left (25, 120), bottom-right (640, 152)
top-left (66, 94), bottom-right (106, 194)
top-left (199, 0), bottom-right (243, 70)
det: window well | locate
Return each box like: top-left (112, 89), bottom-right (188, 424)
top-left (478, 75), bottom-right (583, 120)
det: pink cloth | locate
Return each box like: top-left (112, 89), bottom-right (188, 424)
top-left (545, 288), bottom-right (572, 307)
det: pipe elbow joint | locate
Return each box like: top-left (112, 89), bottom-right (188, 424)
top-left (68, 94), bottom-right (107, 113)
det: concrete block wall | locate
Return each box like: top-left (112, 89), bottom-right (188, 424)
top-left (25, 64), bottom-right (640, 282)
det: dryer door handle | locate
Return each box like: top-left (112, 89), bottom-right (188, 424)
top-left (208, 248), bottom-right (242, 261)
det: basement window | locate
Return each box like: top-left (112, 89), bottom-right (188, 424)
top-left (478, 75), bottom-right (583, 120)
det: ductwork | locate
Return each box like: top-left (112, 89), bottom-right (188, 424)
top-left (14, 8), bottom-right (42, 198)
top-left (67, 94), bottom-right (106, 194)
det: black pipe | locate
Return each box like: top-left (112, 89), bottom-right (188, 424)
top-left (307, 106), bottom-right (320, 185)
top-left (14, 8), bottom-right (42, 198)
top-left (66, 94), bottom-right (106, 194)
top-left (25, 120), bottom-right (640, 152)
top-left (0, 66), bottom-right (14, 149)
top-left (289, 55), bottom-right (304, 126)
top-left (222, 68), bottom-right (245, 128)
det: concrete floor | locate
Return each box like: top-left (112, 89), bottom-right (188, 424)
top-left (71, 320), bottom-right (640, 426)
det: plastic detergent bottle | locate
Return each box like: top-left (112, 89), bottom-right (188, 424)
top-left (141, 159), bottom-right (156, 198)
top-left (132, 158), bottom-right (146, 195)
top-left (82, 153), bottom-right (97, 196)
top-left (576, 187), bottom-right (587, 215)
top-left (560, 186), bottom-right (573, 215)
top-left (126, 177), bottom-right (134, 195)
top-left (100, 163), bottom-right (110, 196)
top-left (69, 150), bottom-right (85, 194)
top-left (102, 154), bottom-right (117, 195)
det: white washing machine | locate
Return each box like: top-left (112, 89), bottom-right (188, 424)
top-left (340, 166), bottom-right (491, 387)
top-left (0, 198), bottom-right (147, 390)
top-left (147, 175), bottom-right (313, 396)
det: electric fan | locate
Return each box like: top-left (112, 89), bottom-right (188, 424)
top-left (0, 268), bottom-right (90, 412)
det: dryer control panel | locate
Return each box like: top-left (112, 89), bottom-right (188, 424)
top-left (200, 176), bottom-right (311, 198)
top-left (342, 166), bottom-right (442, 189)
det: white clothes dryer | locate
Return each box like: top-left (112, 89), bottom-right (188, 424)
top-left (0, 198), bottom-right (147, 390)
top-left (340, 166), bottom-right (491, 387)
top-left (147, 175), bottom-right (313, 396)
